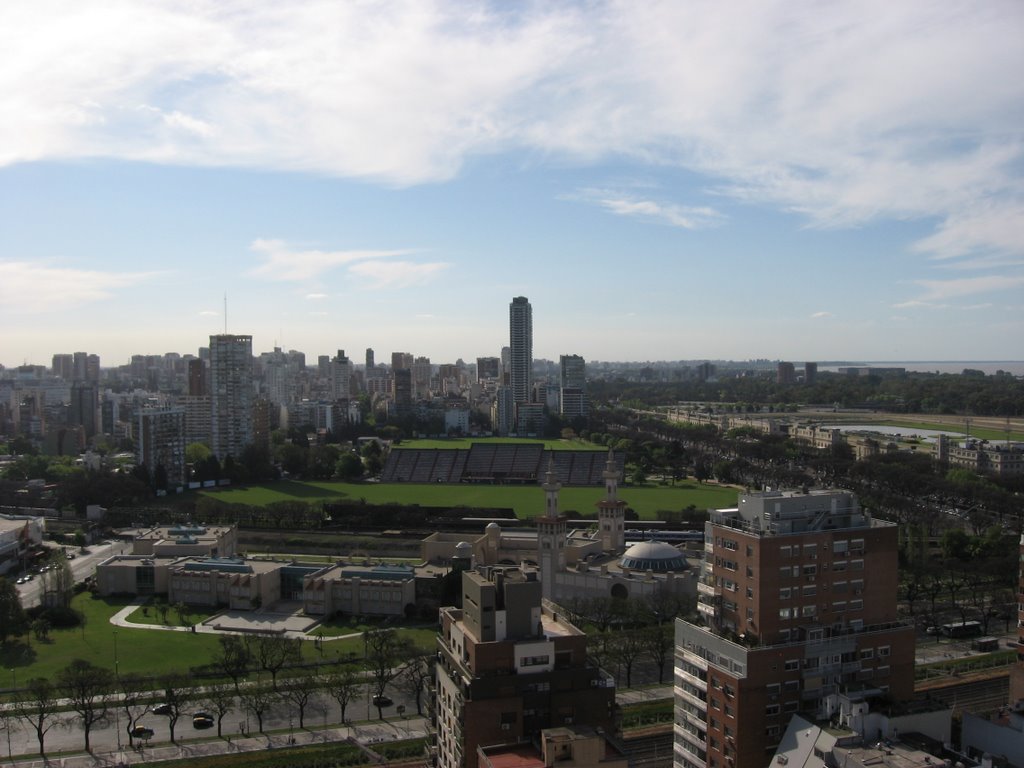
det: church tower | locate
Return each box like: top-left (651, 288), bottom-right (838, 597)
top-left (536, 459), bottom-right (566, 600)
top-left (596, 449), bottom-right (627, 553)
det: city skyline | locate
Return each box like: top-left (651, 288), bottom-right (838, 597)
top-left (1, 2), bottom-right (1022, 366)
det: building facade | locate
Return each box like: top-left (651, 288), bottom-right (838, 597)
top-left (209, 334), bottom-right (253, 461)
top-left (137, 407), bottom-right (186, 489)
top-left (675, 489), bottom-right (915, 768)
top-left (509, 296), bottom-right (533, 405)
top-left (435, 566), bottom-right (616, 768)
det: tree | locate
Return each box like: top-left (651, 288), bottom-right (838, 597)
top-left (0, 577), bottom-right (27, 644)
top-left (607, 628), bottom-right (646, 688)
top-left (119, 673), bottom-right (150, 749)
top-left (335, 452), bottom-right (364, 480)
top-left (199, 681), bottom-right (236, 738)
top-left (246, 633), bottom-right (302, 690)
top-left (13, 678), bottom-right (61, 755)
top-left (639, 624), bottom-right (674, 684)
top-left (215, 635), bottom-right (252, 693)
top-left (154, 598), bottom-right (171, 625)
top-left (160, 674), bottom-right (192, 742)
top-left (57, 659), bottom-right (114, 752)
top-left (395, 654), bottom-right (434, 715)
top-left (323, 666), bottom-right (362, 723)
top-left (278, 668), bottom-right (324, 729)
top-left (364, 629), bottom-right (408, 719)
top-left (174, 601), bottom-right (190, 627)
top-left (238, 685), bottom-right (277, 733)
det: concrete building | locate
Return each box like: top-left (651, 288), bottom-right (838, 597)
top-left (209, 334), bottom-right (253, 462)
top-left (330, 349), bottom-right (352, 402)
top-left (559, 354), bottom-right (588, 418)
top-left (477, 357), bottom-right (501, 382)
top-left (302, 562), bottom-right (417, 618)
top-left (136, 407), bottom-right (187, 489)
top-left (434, 566), bottom-right (617, 768)
top-left (119, 523), bottom-right (238, 559)
top-left (675, 489), bottom-right (915, 768)
top-left (509, 296), bottom-right (533, 405)
top-left (777, 361), bottom-right (796, 385)
top-left (935, 435), bottom-right (1024, 478)
top-left (0, 515), bottom-right (45, 576)
top-left (392, 368), bottom-right (413, 418)
top-left (68, 381), bottom-right (99, 439)
top-left (803, 362), bottom-right (817, 385)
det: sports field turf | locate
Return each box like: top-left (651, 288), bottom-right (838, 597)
top-left (202, 480), bottom-right (738, 520)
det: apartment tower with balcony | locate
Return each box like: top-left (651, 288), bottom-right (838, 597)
top-left (435, 566), bottom-right (616, 768)
top-left (674, 489), bottom-right (914, 768)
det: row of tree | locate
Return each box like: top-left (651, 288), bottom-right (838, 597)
top-left (1, 628), bottom-right (433, 756)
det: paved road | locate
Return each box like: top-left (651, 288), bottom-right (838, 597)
top-left (15, 540), bottom-right (127, 609)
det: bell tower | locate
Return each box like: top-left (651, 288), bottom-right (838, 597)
top-left (536, 459), bottom-right (566, 600)
top-left (596, 449), bottom-right (627, 553)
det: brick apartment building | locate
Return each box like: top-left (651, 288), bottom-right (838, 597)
top-left (435, 567), bottom-right (616, 768)
top-left (674, 489), bottom-right (915, 768)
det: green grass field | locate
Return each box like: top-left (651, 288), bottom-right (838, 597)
top-left (875, 419), bottom-right (1024, 442)
top-left (0, 594), bottom-right (436, 685)
top-left (202, 480), bottom-right (739, 520)
top-left (395, 437), bottom-right (605, 451)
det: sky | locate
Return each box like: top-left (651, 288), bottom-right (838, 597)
top-left (1, 0), bottom-right (1022, 368)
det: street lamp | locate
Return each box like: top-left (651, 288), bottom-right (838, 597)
top-left (113, 630), bottom-right (121, 751)
top-left (7, 667), bottom-right (16, 768)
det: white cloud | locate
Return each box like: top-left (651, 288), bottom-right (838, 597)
top-left (810, 311), bottom-right (833, 319)
top-left (248, 239), bottom-right (415, 281)
top-left (570, 188), bottom-right (723, 229)
top-left (349, 260), bottom-right (450, 288)
top-left (1, 1), bottom-right (1022, 265)
top-left (304, 293), bottom-right (328, 300)
top-left (0, 260), bottom-right (158, 313)
top-left (894, 275), bottom-right (1024, 308)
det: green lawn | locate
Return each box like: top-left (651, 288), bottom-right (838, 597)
top-left (203, 480), bottom-right (739, 520)
top-left (1, 594), bottom-right (437, 685)
top-left (395, 437), bottom-right (605, 451)
top-left (876, 419), bottom-right (1024, 442)
top-left (124, 602), bottom-right (223, 627)
top-left (1, 594), bottom-right (223, 683)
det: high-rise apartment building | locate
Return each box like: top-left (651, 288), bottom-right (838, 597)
top-left (330, 349), bottom-right (352, 402)
top-left (137, 407), bottom-right (186, 489)
top-left (476, 357), bottom-right (500, 382)
top-left (365, 348), bottom-right (374, 370)
top-left (68, 381), bottom-right (99, 439)
top-left (209, 334), bottom-right (253, 462)
top-left (188, 358), bottom-right (207, 396)
top-left (392, 352), bottom-right (414, 371)
top-left (776, 361), bottom-right (796, 385)
top-left (435, 567), bottom-right (616, 768)
top-left (392, 368), bottom-right (412, 418)
top-left (52, 354), bottom-right (74, 381)
top-left (559, 354), bottom-right (588, 418)
top-left (675, 489), bottom-right (914, 768)
top-left (509, 297), bottom-right (532, 404)
top-left (804, 362), bottom-right (817, 386)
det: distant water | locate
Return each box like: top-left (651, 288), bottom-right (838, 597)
top-left (820, 361), bottom-right (1024, 376)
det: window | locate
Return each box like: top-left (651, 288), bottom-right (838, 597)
top-left (724, 704), bottom-right (734, 718)
top-left (779, 607), bottom-right (793, 619)
top-left (850, 539), bottom-right (865, 553)
top-left (784, 700), bottom-right (799, 712)
top-left (766, 683), bottom-right (781, 694)
top-left (747, 587), bottom-right (754, 598)
top-left (803, 585), bottom-right (817, 597)
top-left (833, 580), bottom-right (847, 593)
top-left (833, 601), bottom-right (846, 612)
top-left (849, 599), bottom-right (863, 611)
top-left (878, 645), bottom-right (890, 658)
top-left (860, 648), bottom-right (874, 660)
top-left (747, 545), bottom-right (754, 556)
top-left (832, 561), bottom-right (847, 572)
top-left (746, 566), bottom-right (754, 577)
top-left (521, 655), bottom-right (550, 667)
top-left (765, 704), bottom-right (780, 716)
top-left (802, 564), bottom-right (817, 577)
top-left (803, 544), bottom-right (818, 559)
top-left (766, 725), bottom-right (780, 738)
top-left (784, 679), bottom-right (799, 692)
top-left (801, 605), bottom-right (817, 617)
top-left (832, 540), bottom-right (849, 555)
top-left (780, 566), bottom-right (797, 578)
top-left (850, 559), bottom-right (864, 571)
top-left (784, 659), bottom-right (800, 671)
top-left (746, 608), bottom-right (754, 620)
top-left (779, 545), bottom-right (792, 558)
top-left (779, 587), bottom-right (791, 599)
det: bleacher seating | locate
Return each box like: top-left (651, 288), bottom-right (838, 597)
top-left (381, 445), bottom-right (621, 485)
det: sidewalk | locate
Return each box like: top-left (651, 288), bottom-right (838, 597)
top-left (9, 716), bottom-right (431, 768)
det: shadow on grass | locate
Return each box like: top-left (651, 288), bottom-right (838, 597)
top-left (0, 639), bottom-right (38, 671)
top-left (212, 480), bottom-right (349, 501)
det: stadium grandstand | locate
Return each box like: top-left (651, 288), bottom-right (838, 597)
top-left (380, 444), bottom-right (623, 486)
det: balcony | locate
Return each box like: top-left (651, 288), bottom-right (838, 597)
top-left (698, 580), bottom-right (717, 597)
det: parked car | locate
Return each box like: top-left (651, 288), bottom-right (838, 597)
top-left (152, 703), bottom-right (173, 715)
top-left (130, 725), bottom-right (154, 739)
top-left (192, 712), bottom-right (214, 729)
top-left (371, 695), bottom-right (393, 707)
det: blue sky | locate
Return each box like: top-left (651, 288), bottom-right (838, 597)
top-left (1, 1), bottom-right (1022, 367)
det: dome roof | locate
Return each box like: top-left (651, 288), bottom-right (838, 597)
top-left (485, 521), bottom-right (501, 531)
top-left (454, 541), bottom-right (472, 556)
top-left (620, 540), bottom-right (688, 573)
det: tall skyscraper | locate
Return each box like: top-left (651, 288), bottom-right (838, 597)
top-left (365, 348), bottom-right (374, 370)
top-left (209, 334), bottom-right (253, 462)
top-left (68, 381), bottom-right (99, 439)
top-left (559, 354), bottom-right (588, 418)
top-left (675, 489), bottom-right (914, 768)
top-left (509, 296), bottom-right (532, 404)
top-left (137, 407), bottom-right (186, 489)
top-left (330, 349), bottom-right (352, 402)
